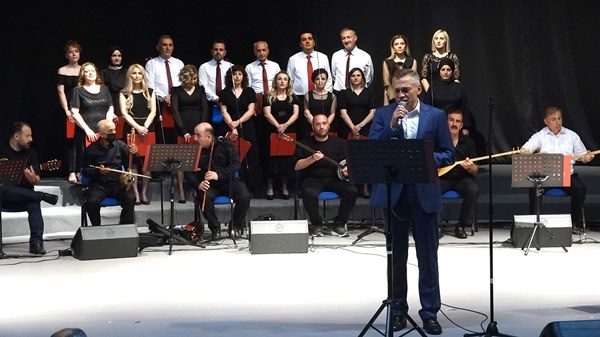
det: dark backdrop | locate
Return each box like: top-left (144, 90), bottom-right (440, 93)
top-left (2, 0), bottom-right (598, 176)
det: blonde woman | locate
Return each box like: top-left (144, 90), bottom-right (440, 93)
top-left (263, 71), bottom-right (299, 199)
top-left (119, 64), bottom-right (157, 204)
top-left (421, 29), bottom-right (460, 93)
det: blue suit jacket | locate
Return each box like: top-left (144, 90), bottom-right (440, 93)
top-left (368, 101), bottom-right (455, 213)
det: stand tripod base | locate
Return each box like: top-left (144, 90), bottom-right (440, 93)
top-left (464, 321), bottom-right (516, 337)
top-left (358, 298), bottom-right (426, 337)
top-left (522, 222), bottom-right (568, 255)
top-left (352, 226), bottom-right (384, 245)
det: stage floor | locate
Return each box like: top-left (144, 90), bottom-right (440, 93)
top-left (1, 227), bottom-right (600, 337)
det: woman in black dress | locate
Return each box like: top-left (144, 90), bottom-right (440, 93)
top-left (100, 46), bottom-right (127, 137)
top-left (303, 68), bottom-right (337, 132)
top-left (423, 58), bottom-right (470, 133)
top-left (220, 65), bottom-right (260, 195)
top-left (56, 40), bottom-right (82, 183)
top-left (339, 67), bottom-right (375, 198)
top-left (382, 35), bottom-right (417, 105)
top-left (171, 64), bottom-right (209, 202)
top-left (120, 63), bottom-right (157, 204)
top-left (263, 71), bottom-right (299, 200)
top-left (70, 62), bottom-right (114, 178)
top-left (421, 29), bottom-right (461, 93)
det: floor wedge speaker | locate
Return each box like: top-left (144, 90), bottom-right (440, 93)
top-left (512, 214), bottom-right (572, 248)
top-left (250, 220), bottom-right (308, 254)
top-left (539, 319), bottom-right (600, 337)
top-left (71, 224), bottom-right (139, 260)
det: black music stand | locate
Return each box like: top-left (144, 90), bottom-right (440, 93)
top-left (144, 144), bottom-right (201, 254)
top-left (347, 139), bottom-right (436, 337)
top-left (0, 158), bottom-right (28, 259)
top-left (512, 154), bottom-right (570, 255)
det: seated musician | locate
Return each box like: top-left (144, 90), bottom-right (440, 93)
top-left (185, 122), bottom-right (251, 241)
top-left (293, 113), bottom-right (357, 237)
top-left (81, 119), bottom-right (138, 226)
top-left (439, 110), bottom-right (479, 239)
top-left (0, 122), bottom-right (59, 255)
top-left (521, 106), bottom-right (595, 231)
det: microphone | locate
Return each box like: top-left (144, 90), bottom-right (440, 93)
top-left (217, 136), bottom-right (226, 143)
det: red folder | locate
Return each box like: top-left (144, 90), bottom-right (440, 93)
top-left (270, 133), bottom-right (296, 156)
top-left (225, 132), bottom-right (252, 162)
top-left (127, 132), bottom-right (156, 157)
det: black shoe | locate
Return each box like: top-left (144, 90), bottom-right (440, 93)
top-left (42, 193), bottom-right (58, 205)
top-left (423, 318), bottom-right (442, 335)
top-left (392, 315), bottom-right (407, 331)
top-left (332, 224), bottom-right (349, 237)
top-left (310, 226), bottom-right (324, 237)
top-left (210, 228), bottom-right (221, 241)
top-left (29, 242), bottom-right (46, 255)
top-left (454, 226), bottom-right (468, 239)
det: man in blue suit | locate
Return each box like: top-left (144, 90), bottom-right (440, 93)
top-left (369, 69), bottom-right (454, 335)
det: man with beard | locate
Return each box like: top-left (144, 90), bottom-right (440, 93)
top-left (439, 110), bottom-right (479, 239)
top-left (294, 114), bottom-right (357, 237)
top-left (0, 122), bottom-right (59, 255)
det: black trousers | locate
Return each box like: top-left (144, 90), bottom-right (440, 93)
top-left (194, 180), bottom-right (251, 231)
top-left (301, 177), bottom-right (357, 227)
top-left (528, 172), bottom-right (586, 225)
top-left (1, 186), bottom-right (45, 244)
top-left (83, 183), bottom-right (135, 226)
top-left (439, 176), bottom-right (479, 228)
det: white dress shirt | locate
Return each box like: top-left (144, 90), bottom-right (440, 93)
top-left (145, 56), bottom-right (184, 100)
top-left (522, 126), bottom-right (588, 173)
top-left (331, 46), bottom-right (373, 91)
top-left (286, 50), bottom-right (332, 96)
top-left (245, 59), bottom-right (281, 94)
top-left (198, 59), bottom-right (233, 102)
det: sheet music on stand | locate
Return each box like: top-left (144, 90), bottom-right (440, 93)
top-left (0, 158), bottom-right (27, 186)
top-left (511, 154), bottom-right (570, 188)
top-left (143, 144), bottom-right (201, 172)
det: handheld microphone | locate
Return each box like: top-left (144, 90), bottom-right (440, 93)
top-left (217, 136), bottom-right (226, 143)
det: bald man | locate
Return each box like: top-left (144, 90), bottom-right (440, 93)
top-left (81, 119), bottom-right (138, 226)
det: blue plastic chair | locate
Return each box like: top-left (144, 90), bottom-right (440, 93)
top-left (293, 171), bottom-right (341, 225)
top-left (441, 190), bottom-right (477, 235)
top-left (80, 168), bottom-right (122, 227)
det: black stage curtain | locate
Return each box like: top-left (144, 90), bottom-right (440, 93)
top-left (2, 0), bottom-right (598, 176)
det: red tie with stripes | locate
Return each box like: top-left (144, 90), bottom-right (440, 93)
top-left (307, 55), bottom-right (314, 91)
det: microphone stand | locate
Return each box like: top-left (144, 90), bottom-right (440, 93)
top-left (464, 97), bottom-right (514, 337)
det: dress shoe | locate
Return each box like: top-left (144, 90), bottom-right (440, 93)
top-left (42, 193), bottom-right (58, 205)
top-left (210, 228), bottom-right (221, 241)
top-left (135, 201), bottom-right (141, 206)
top-left (266, 194), bottom-right (273, 200)
top-left (141, 199), bottom-right (151, 205)
top-left (29, 242), bottom-right (46, 255)
top-left (178, 199), bottom-right (187, 204)
top-left (422, 318), bottom-right (442, 335)
top-left (454, 226), bottom-right (468, 239)
top-left (392, 315), bottom-right (407, 331)
top-left (281, 193), bottom-right (289, 200)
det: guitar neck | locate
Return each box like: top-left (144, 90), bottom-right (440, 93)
top-left (573, 149), bottom-right (600, 160)
top-left (284, 135), bottom-right (344, 168)
top-left (468, 150), bottom-right (519, 163)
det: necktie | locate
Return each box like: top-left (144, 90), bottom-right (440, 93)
top-left (260, 62), bottom-right (269, 95)
top-left (164, 60), bottom-right (173, 93)
top-left (307, 55), bottom-right (314, 91)
top-left (215, 62), bottom-right (222, 97)
top-left (345, 52), bottom-right (351, 89)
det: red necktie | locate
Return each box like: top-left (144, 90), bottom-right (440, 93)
top-left (215, 62), bottom-right (222, 97)
top-left (261, 62), bottom-right (269, 94)
top-left (165, 60), bottom-right (173, 93)
top-left (307, 55), bottom-right (314, 91)
top-left (345, 52), bottom-right (351, 89)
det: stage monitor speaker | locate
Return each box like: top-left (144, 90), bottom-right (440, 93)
top-left (539, 319), bottom-right (600, 337)
top-left (512, 214), bottom-right (572, 248)
top-left (71, 224), bottom-right (139, 260)
top-left (250, 220), bottom-right (308, 254)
